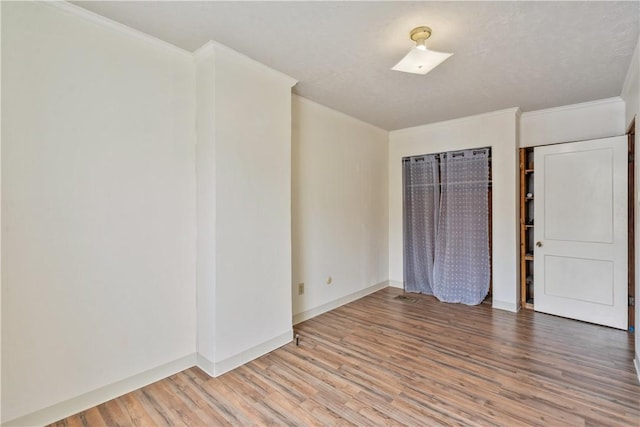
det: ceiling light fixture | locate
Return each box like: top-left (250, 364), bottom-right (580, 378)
top-left (392, 26), bottom-right (453, 75)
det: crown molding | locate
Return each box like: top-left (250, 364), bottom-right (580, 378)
top-left (41, 2), bottom-right (297, 85)
top-left (193, 41), bottom-right (216, 63)
top-left (195, 40), bottom-right (297, 88)
top-left (293, 95), bottom-right (388, 135)
top-left (390, 107), bottom-right (520, 135)
top-left (42, 1), bottom-right (192, 59)
top-left (520, 97), bottom-right (624, 119)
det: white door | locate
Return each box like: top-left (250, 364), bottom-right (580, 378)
top-left (534, 136), bottom-right (628, 330)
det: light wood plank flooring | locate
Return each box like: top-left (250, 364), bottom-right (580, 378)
top-left (51, 287), bottom-right (639, 426)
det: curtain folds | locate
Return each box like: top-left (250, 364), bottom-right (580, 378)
top-left (403, 155), bottom-right (439, 294)
top-left (403, 149), bottom-right (490, 305)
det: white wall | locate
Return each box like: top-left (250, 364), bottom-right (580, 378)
top-left (623, 44), bottom-right (639, 132)
top-left (291, 96), bottom-right (389, 323)
top-left (0, 3), bottom-right (3, 421)
top-left (389, 109), bottom-right (520, 311)
top-left (1, 2), bottom-right (196, 423)
top-left (520, 97), bottom-right (626, 147)
top-left (195, 48), bottom-right (216, 370)
top-left (195, 42), bottom-right (296, 376)
top-left (622, 38), bottom-right (640, 376)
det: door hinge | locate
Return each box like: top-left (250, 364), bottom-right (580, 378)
top-left (629, 296), bottom-right (635, 307)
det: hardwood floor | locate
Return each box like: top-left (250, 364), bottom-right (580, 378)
top-left (50, 287), bottom-right (639, 426)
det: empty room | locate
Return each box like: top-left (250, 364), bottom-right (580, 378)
top-left (2, 1), bottom-right (640, 426)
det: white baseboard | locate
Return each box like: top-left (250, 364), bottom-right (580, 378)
top-left (634, 357), bottom-right (640, 384)
top-left (3, 353), bottom-right (197, 427)
top-left (292, 280), bottom-right (389, 325)
top-left (388, 280), bottom-right (403, 289)
top-left (196, 352), bottom-right (216, 377)
top-left (197, 330), bottom-right (293, 377)
top-left (492, 299), bottom-right (519, 313)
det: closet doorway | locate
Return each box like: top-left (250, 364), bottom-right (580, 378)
top-left (402, 148), bottom-right (492, 305)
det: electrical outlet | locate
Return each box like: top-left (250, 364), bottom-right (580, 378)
top-left (298, 283), bottom-right (305, 295)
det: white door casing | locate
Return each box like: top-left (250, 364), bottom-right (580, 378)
top-left (534, 136), bottom-right (627, 330)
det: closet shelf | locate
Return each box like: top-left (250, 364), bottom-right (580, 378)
top-left (520, 147), bottom-right (535, 310)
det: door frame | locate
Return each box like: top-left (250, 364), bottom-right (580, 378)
top-left (628, 118), bottom-right (635, 331)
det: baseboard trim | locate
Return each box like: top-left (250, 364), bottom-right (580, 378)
top-left (492, 299), bottom-right (519, 313)
top-left (3, 353), bottom-right (197, 427)
top-left (213, 330), bottom-right (292, 376)
top-left (198, 330), bottom-right (293, 377)
top-left (293, 281), bottom-right (389, 325)
top-left (634, 357), bottom-right (640, 384)
top-left (196, 353), bottom-right (216, 377)
top-left (388, 280), bottom-right (403, 289)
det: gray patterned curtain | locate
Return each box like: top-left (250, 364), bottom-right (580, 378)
top-left (403, 148), bottom-right (490, 305)
top-left (403, 155), bottom-right (439, 294)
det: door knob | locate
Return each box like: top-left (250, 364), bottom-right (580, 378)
top-left (536, 241), bottom-right (543, 247)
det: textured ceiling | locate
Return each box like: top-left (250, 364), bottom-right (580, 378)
top-left (73, 1), bottom-right (639, 130)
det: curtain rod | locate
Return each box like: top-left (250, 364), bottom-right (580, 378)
top-left (403, 147), bottom-right (491, 162)
top-left (406, 180), bottom-right (492, 188)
